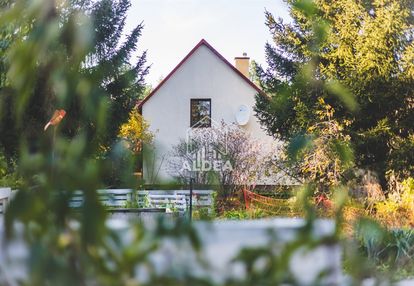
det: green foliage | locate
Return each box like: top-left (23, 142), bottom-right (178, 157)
top-left (221, 209), bottom-right (266, 220)
top-left (123, 189), bottom-right (140, 208)
top-left (0, 2), bottom-right (154, 284)
top-left (356, 223), bottom-right (414, 278)
top-left (0, 2), bottom-right (211, 285)
top-left (0, 0), bottom-right (149, 162)
top-left (0, 149), bottom-right (22, 189)
top-left (300, 119), bottom-right (354, 192)
top-left (0, 1), bottom-right (412, 284)
top-left (83, 0), bottom-right (149, 149)
top-left (0, 0), bottom-right (29, 160)
top-left (102, 139), bottom-right (140, 188)
top-left (192, 207), bottom-right (215, 221)
top-left (255, 0), bottom-right (414, 186)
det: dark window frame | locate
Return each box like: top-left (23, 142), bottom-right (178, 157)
top-left (190, 98), bottom-right (211, 128)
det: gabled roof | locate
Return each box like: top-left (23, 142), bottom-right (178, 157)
top-left (138, 39), bottom-right (262, 108)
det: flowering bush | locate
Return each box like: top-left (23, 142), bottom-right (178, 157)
top-left (118, 110), bottom-right (153, 154)
top-left (168, 122), bottom-right (275, 195)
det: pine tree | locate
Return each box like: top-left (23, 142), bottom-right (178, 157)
top-left (0, 0), bottom-right (149, 159)
top-left (84, 0), bottom-right (149, 147)
top-left (255, 0), bottom-right (414, 186)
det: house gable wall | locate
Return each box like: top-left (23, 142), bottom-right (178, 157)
top-left (142, 44), bottom-right (272, 181)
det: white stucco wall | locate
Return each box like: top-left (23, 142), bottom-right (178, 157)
top-left (142, 44), bottom-right (278, 182)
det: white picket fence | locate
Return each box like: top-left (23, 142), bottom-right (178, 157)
top-left (70, 189), bottom-right (134, 208)
top-left (0, 188), bottom-right (214, 214)
top-left (69, 189), bottom-right (214, 213)
top-left (0, 188), bottom-right (11, 213)
top-left (137, 190), bottom-right (214, 213)
top-left (138, 193), bottom-right (187, 212)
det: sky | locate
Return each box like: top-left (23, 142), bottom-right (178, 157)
top-left (125, 0), bottom-right (291, 86)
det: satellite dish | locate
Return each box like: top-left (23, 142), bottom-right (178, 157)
top-left (235, 105), bottom-right (250, 126)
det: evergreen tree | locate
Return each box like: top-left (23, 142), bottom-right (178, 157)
top-left (255, 0), bottom-right (414, 186)
top-left (81, 0), bottom-right (149, 148)
top-left (0, 0), bottom-right (28, 160)
top-left (0, 0), bottom-right (148, 160)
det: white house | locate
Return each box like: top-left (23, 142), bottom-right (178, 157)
top-left (138, 39), bottom-right (280, 183)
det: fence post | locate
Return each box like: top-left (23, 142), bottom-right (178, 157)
top-left (189, 178), bottom-right (193, 222)
top-left (243, 189), bottom-right (250, 210)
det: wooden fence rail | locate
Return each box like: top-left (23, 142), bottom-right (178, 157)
top-left (70, 189), bottom-right (214, 213)
top-left (0, 188), bottom-right (11, 213)
top-left (0, 189), bottom-right (215, 214)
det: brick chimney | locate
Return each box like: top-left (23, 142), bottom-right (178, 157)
top-left (235, 53), bottom-right (250, 78)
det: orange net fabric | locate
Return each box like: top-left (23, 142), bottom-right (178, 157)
top-left (243, 189), bottom-right (300, 217)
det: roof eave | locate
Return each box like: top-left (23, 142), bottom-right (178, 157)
top-left (137, 39), bottom-right (264, 109)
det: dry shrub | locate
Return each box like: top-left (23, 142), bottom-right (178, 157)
top-left (215, 190), bottom-right (245, 215)
top-left (349, 169), bottom-right (385, 212)
top-left (347, 172), bottom-right (414, 231)
top-left (342, 204), bottom-right (367, 236)
top-left (374, 177), bottom-right (414, 228)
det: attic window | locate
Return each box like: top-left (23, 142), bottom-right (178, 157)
top-left (190, 99), bottom-right (211, 127)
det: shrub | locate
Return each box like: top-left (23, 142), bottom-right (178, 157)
top-left (357, 225), bottom-right (414, 278)
top-left (288, 101), bottom-right (355, 197)
top-left (192, 207), bottom-right (215, 221)
top-left (375, 178), bottom-right (414, 228)
top-left (0, 150), bottom-right (22, 189)
top-left (221, 208), bottom-right (266, 220)
top-left (168, 122), bottom-right (276, 196)
top-left (118, 109), bottom-right (154, 155)
top-left (348, 169), bottom-right (385, 212)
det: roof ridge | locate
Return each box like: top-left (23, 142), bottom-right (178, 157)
top-left (138, 39), bottom-right (262, 109)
